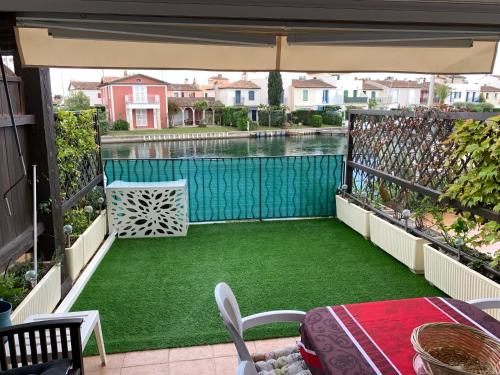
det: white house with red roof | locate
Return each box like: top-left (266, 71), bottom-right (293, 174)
top-left (205, 73), bottom-right (262, 121)
top-left (100, 74), bottom-right (169, 129)
top-left (68, 80), bottom-right (102, 106)
top-left (288, 77), bottom-right (336, 111)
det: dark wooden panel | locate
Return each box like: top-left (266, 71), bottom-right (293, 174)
top-left (0, 223), bottom-right (44, 272)
top-left (0, 127), bottom-right (16, 246)
top-left (0, 115), bottom-right (35, 128)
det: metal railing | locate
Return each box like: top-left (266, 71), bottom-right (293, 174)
top-left (125, 95), bottom-right (160, 104)
top-left (344, 96), bottom-right (368, 104)
top-left (104, 155), bottom-right (344, 222)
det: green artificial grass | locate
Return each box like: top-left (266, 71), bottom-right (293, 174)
top-left (72, 219), bottom-right (444, 354)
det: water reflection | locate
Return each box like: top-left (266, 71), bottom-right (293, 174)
top-left (102, 134), bottom-right (347, 159)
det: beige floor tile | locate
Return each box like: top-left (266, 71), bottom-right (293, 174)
top-left (211, 343), bottom-right (237, 357)
top-left (214, 356), bottom-right (238, 375)
top-left (169, 345), bottom-right (213, 362)
top-left (254, 337), bottom-right (298, 353)
top-left (122, 349), bottom-right (169, 367)
top-left (121, 363), bottom-right (169, 375)
top-left (169, 358), bottom-right (215, 375)
top-left (84, 353), bottom-right (125, 370)
top-left (85, 367), bottom-right (122, 375)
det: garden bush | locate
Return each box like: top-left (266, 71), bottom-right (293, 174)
top-left (258, 109), bottom-right (284, 127)
top-left (322, 112), bottom-right (343, 126)
top-left (221, 107), bottom-right (248, 127)
top-left (292, 109), bottom-right (313, 125)
top-left (311, 114), bottom-right (322, 127)
top-left (113, 119), bottom-right (129, 130)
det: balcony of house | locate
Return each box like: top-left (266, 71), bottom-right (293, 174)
top-left (344, 95), bottom-right (368, 104)
top-left (233, 96), bottom-right (245, 106)
top-left (125, 94), bottom-right (161, 109)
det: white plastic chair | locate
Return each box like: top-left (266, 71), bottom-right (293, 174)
top-left (214, 282), bottom-right (306, 364)
top-left (237, 361), bottom-right (258, 375)
top-left (467, 298), bottom-right (500, 311)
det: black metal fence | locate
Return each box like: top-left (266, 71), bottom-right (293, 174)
top-left (105, 155), bottom-right (344, 222)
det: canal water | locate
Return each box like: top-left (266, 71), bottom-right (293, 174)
top-left (102, 134), bottom-right (347, 159)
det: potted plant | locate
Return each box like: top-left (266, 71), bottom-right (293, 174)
top-left (335, 185), bottom-right (371, 238)
top-left (65, 187), bottom-right (107, 282)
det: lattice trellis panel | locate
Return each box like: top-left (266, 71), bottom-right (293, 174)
top-left (350, 111), bottom-right (464, 192)
top-left (106, 180), bottom-right (188, 238)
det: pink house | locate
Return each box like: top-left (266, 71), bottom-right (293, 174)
top-left (100, 74), bottom-right (169, 130)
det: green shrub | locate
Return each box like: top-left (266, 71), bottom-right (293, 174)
top-left (311, 114), bottom-right (322, 127)
top-left (64, 207), bottom-right (96, 239)
top-left (322, 112), bottom-right (342, 126)
top-left (221, 107), bottom-right (248, 127)
top-left (236, 116), bottom-right (249, 130)
top-left (258, 109), bottom-right (284, 127)
top-left (292, 109), bottom-right (313, 125)
top-left (99, 120), bottom-right (110, 134)
top-left (113, 119), bottom-right (129, 130)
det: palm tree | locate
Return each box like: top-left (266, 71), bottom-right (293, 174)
top-left (435, 84), bottom-right (452, 105)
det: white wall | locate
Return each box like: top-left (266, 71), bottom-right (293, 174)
top-left (69, 89), bottom-right (102, 106)
top-left (216, 88), bottom-right (261, 107)
top-left (288, 87), bottom-right (337, 111)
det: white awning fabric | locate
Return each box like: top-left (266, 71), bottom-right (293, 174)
top-left (16, 27), bottom-right (498, 74)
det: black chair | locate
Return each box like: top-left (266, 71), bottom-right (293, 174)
top-left (0, 318), bottom-right (84, 375)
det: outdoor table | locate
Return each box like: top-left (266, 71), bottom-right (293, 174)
top-left (299, 297), bottom-right (500, 375)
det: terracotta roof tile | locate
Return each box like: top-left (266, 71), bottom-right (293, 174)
top-left (362, 81), bottom-right (384, 90)
top-left (69, 80), bottom-right (100, 90)
top-left (291, 79), bottom-right (335, 88)
top-left (170, 97), bottom-right (217, 107)
top-left (219, 80), bottom-right (260, 89)
top-left (167, 83), bottom-right (200, 91)
top-left (370, 79), bottom-right (422, 89)
top-left (480, 85), bottom-right (500, 93)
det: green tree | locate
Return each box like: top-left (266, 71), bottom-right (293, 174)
top-left (368, 98), bottom-right (378, 109)
top-left (268, 71), bottom-right (283, 107)
top-left (65, 91), bottom-right (91, 111)
top-left (168, 101), bottom-right (180, 127)
top-left (478, 93), bottom-right (486, 103)
top-left (435, 84), bottom-right (452, 105)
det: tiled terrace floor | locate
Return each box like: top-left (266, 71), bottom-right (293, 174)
top-left (84, 336), bottom-right (298, 375)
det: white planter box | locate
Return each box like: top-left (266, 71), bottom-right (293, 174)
top-left (424, 244), bottom-right (500, 319)
top-left (11, 264), bottom-right (61, 324)
top-left (65, 210), bottom-right (107, 282)
top-left (335, 195), bottom-right (370, 238)
top-left (369, 214), bottom-right (427, 273)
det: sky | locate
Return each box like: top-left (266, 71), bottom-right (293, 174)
top-left (4, 49), bottom-right (500, 97)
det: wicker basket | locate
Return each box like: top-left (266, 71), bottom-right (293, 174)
top-left (411, 323), bottom-right (500, 375)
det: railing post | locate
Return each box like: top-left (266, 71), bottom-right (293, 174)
top-left (259, 157), bottom-right (262, 221)
top-left (345, 111), bottom-right (355, 194)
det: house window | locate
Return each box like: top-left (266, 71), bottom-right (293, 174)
top-left (135, 109), bottom-right (147, 127)
top-left (97, 92), bottom-right (102, 98)
top-left (353, 90), bottom-right (358, 98)
top-left (485, 93), bottom-right (489, 99)
top-left (322, 90), bottom-right (329, 103)
top-left (303, 89), bottom-right (309, 101)
top-left (204, 93), bottom-right (208, 98)
top-left (249, 90), bottom-right (255, 101)
top-left (133, 85), bottom-right (147, 103)
top-left (181, 92), bottom-right (185, 98)
top-left (371, 91), bottom-right (376, 98)
top-left (343, 90), bottom-right (348, 98)
top-left (189, 92), bottom-right (196, 98)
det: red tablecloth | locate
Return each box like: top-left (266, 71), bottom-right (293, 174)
top-left (299, 297), bottom-right (500, 375)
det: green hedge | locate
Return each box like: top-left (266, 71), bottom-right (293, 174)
top-left (221, 107), bottom-right (248, 127)
top-left (311, 115), bottom-right (322, 127)
top-left (113, 119), bottom-right (129, 130)
top-left (321, 112), bottom-right (343, 126)
top-left (258, 110), bottom-right (285, 127)
top-left (291, 109), bottom-right (342, 126)
top-left (452, 102), bottom-right (496, 112)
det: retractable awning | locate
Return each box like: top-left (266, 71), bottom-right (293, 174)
top-left (5, 0), bottom-right (500, 73)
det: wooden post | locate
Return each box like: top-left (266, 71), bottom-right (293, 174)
top-left (345, 111), bottom-right (355, 194)
top-left (14, 57), bottom-right (65, 261)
